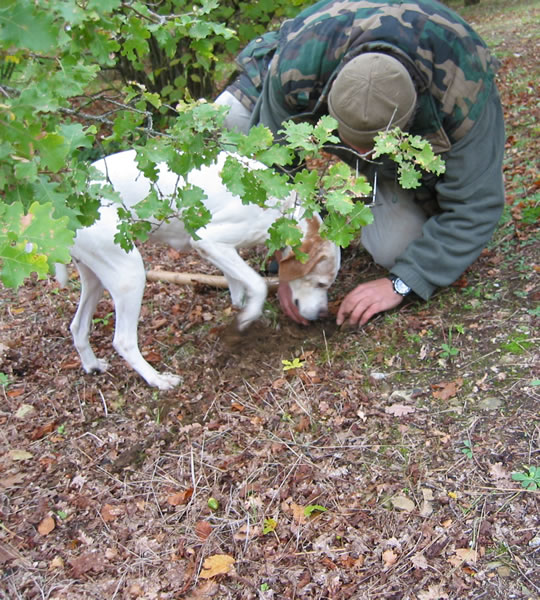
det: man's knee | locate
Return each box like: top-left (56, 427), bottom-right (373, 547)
top-left (361, 233), bottom-right (403, 269)
top-left (360, 182), bottom-right (427, 269)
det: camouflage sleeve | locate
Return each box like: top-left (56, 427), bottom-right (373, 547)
top-left (390, 85), bottom-right (505, 300)
top-left (250, 6), bottom-right (353, 134)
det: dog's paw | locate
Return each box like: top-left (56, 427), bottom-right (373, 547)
top-left (84, 359), bottom-right (110, 374)
top-left (150, 373), bottom-right (183, 390)
top-left (235, 313), bottom-right (258, 332)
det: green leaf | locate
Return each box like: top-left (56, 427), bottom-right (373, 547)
top-left (267, 217), bottom-right (303, 256)
top-left (292, 169), bottom-right (319, 204)
top-left (35, 133), bottom-right (70, 173)
top-left (304, 504), bottom-right (327, 517)
top-left (0, 201), bottom-right (73, 287)
top-left (262, 518), bottom-right (277, 535)
top-left (1, 1), bottom-right (59, 52)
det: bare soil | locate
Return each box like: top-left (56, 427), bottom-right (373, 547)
top-left (0, 2), bottom-right (538, 599)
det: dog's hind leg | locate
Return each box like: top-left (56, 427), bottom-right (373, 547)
top-left (70, 260), bottom-right (110, 374)
top-left (101, 252), bottom-right (182, 390)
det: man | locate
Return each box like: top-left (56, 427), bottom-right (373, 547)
top-left (215, 0), bottom-right (505, 327)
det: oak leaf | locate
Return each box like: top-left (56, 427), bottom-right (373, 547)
top-left (411, 552), bottom-right (429, 570)
top-left (38, 516), bottom-right (55, 536)
top-left (390, 495), bottom-right (415, 512)
top-left (101, 504), bottom-right (124, 523)
top-left (195, 520), bottom-right (212, 540)
top-left (382, 549), bottom-right (398, 567)
top-left (199, 554), bottom-right (235, 579)
top-left (385, 403), bottom-right (415, 417)
top-left (167, 488), bottom-right (193, 506)
top-left (454, 548), bottom-right (478, 563)
top-left (432, 378), bottom-right (463, 400)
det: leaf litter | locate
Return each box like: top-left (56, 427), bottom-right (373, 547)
top-left (0, 3), bottom-right (539, 599)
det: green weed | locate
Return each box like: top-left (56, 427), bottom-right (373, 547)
top-left (511, 466), bottom-right (540, 490)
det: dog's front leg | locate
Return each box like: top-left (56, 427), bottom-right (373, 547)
top-left (193, 241), bottom-right (267, 330)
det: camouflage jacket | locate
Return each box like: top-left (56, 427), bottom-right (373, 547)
top-left (229, 0), bottom-right (499, 152)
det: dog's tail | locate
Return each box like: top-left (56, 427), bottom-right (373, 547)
top-left (55, 263), bottom-right (69, 287)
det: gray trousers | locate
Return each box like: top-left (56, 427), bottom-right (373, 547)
top-left (214, 90), bottom-right (427, 269)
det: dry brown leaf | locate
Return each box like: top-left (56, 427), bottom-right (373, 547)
top-left (9, 449), bottom-right (33, 461)
top-left (70, 551), bottom-right (105, 578)
top-left (291, 503), bottom-right (307, 524)
top-left (0, 473), bottom-right (25, 490)
top-left (382, 549), bottom-right (398, 567)
top-left (385, 403), bottom-right (416, 417)
top-left (101, 503), bottom-right (124, 523)
top-left (418, 584), bottom-right (449, 600)
top-left (30, 421), bottom-right (57, 441)
top-left (195, 520), bottom-right (213, 541)
top-left (167, 488), bottom-right (194, 506)
top-left (183, 581), bottom-right (220, 599)
top-left (37, 516), bottom-right (55, 536)
top-left (49, 556), bottom-right (64, 570)
top-left (199, 554), bottom-right (235, 579)
top-left (432, 378), bottom-right (463, 400)
top-left (411, 552), bottom-right (429, 570)
top-left (391, 495), bottom-right (415, 512)
top-left (489, 462), bottom-right (510, 482)
top-left (454, 548), bottom-right (478, 563)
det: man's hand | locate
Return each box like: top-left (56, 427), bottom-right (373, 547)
top-left (277, 282), bottom-right (309, 326)
top-left (336, 277), bottom-right (404, 327)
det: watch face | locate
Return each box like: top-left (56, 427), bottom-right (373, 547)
top-left (394, 278), bottom-right (411, 295)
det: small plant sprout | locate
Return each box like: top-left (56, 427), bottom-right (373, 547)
top-left (440, 326), bottom-right (461, 360)
top-left (461, 440), bottom-right (473, 459)
top-left (304, 504), bottom-right (328, 517)
top-left (262, 517), bottom-right (277, 535)
top-left (282, 357), bottom-right (305, 371)
top-left (511, 466), bottom-right (540, 490)
top-left (92, 312), bottom-right (114, 327)
top-left (0, 372), bottom-right (9, 387)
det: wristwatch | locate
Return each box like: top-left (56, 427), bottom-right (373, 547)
top-left (388, 274), bottom-right (412, 297)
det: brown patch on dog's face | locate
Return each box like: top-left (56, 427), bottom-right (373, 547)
top-left (278, 218), bottom-right (329, 283)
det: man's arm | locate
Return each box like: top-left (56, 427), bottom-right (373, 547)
top-left (390, 86), bottom-right (506, 300)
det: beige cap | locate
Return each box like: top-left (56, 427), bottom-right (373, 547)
top-left (328, 53), bottom-right (417, 148)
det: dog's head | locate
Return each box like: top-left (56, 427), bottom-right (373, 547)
top-left (277, 216), bottom-right (341, 321)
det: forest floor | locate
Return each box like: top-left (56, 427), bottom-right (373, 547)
top-left (0, 1), bottom-right (538, 599)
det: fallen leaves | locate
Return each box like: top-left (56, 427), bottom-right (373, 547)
top-left (199, 554), bottom-right (235, 579)
top-left (432, 378), bottom-right (463, 400)
top-left (37, 516), bottom-right (56, 536)
top-left (450, 547), bottom-right (478, 565)
top-left (411, 552), bottom-right (429, 570)
top-left (385, 403), bottom-right (416, 417)
top-left (167, 487), bottom-right (194, 506)
top-left (390, 495), bottom-right (415, 512)
top-left (9, 449), bottom-right (33, 461)
top-left (382, 549), bottom-right (398, 568)
top-left (69, 551), bottom-right (105, 578)
top-left (101, 503), bottom-right (125, 523)
top-left (195, 520), bottom-right (213, 541)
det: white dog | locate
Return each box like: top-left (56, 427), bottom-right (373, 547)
top-left (56, 150), bottom-right (341, 389)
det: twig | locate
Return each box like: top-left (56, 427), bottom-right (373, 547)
top-left (146, 269), bottom-right (279, 290)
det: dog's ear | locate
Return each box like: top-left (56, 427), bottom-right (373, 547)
top-left (278, 218), bottom-right (328, 283)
